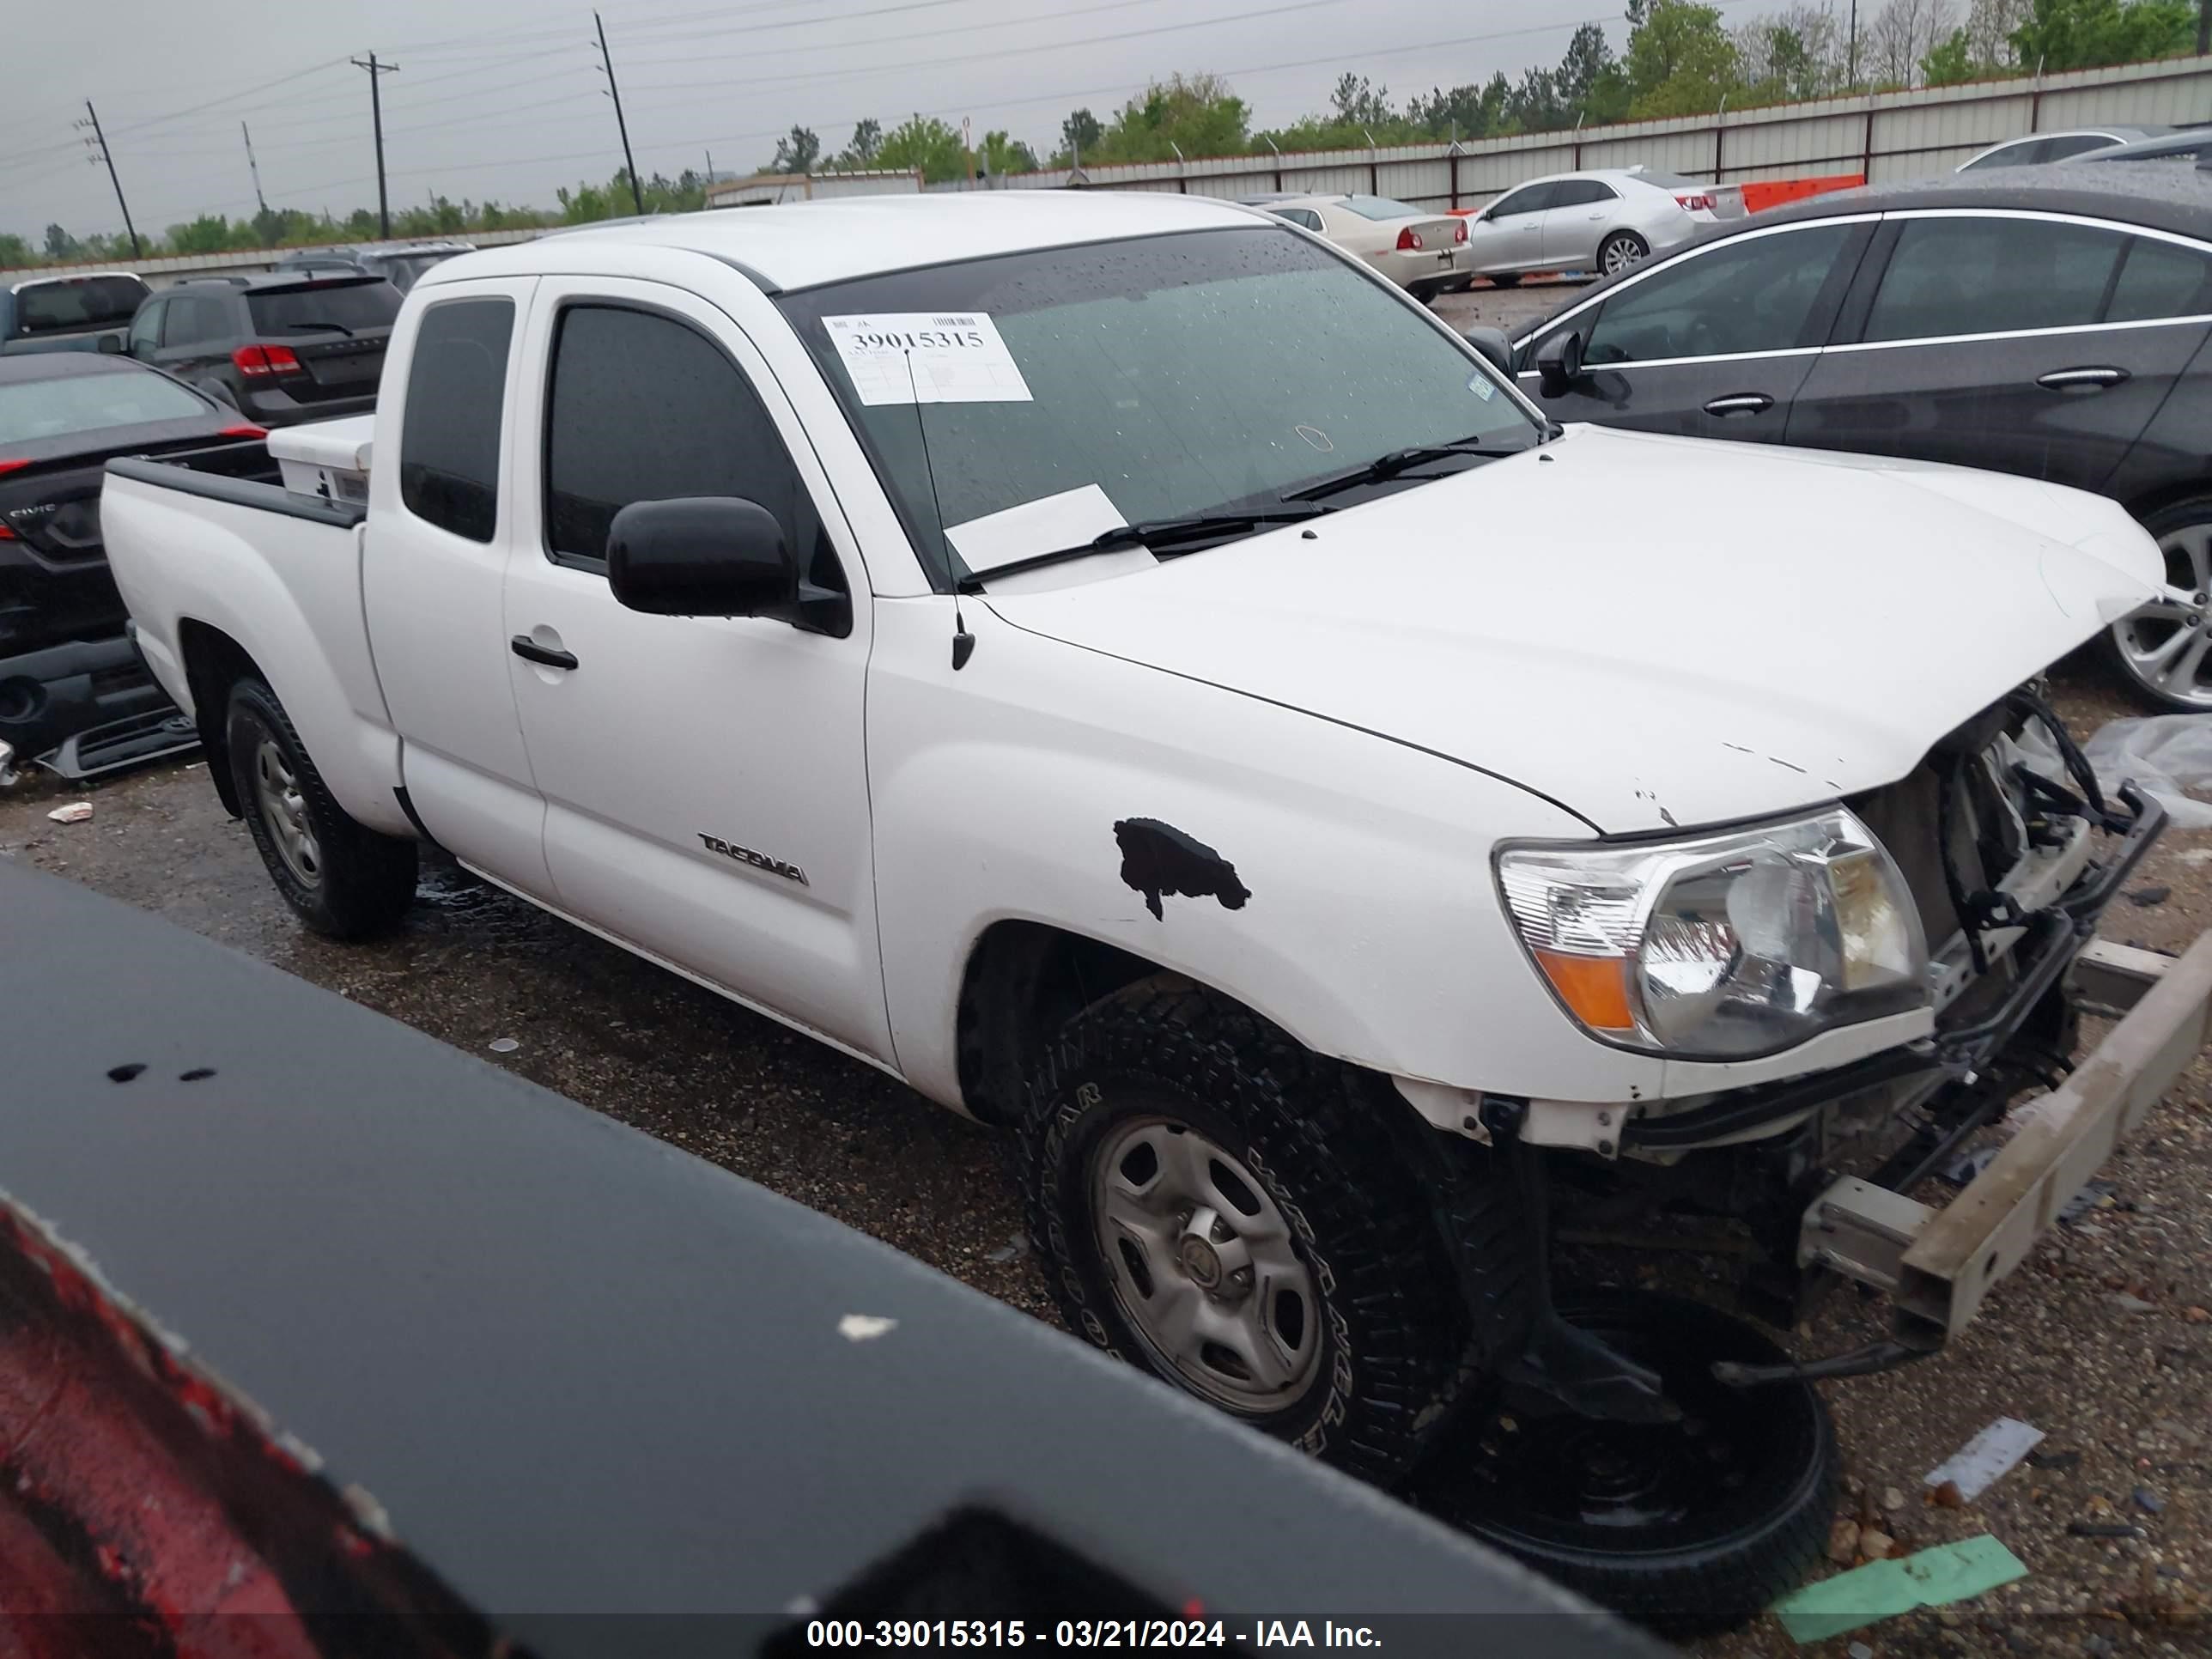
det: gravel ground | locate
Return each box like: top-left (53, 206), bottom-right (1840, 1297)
top-left (4, 319), bottom-right (2207, 1656)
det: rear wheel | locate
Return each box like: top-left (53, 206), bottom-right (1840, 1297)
top-left (1408, 1291), bottom-right (1836, 1638)
top-left (1598, 233), bottom-right (1649, 276)
top-left (227, 678), bottom-right (417, 939)
top-left (2104, 495), bottom-right (2212, 710)
top-left (1018, 977), bottom-right (1471, 1486)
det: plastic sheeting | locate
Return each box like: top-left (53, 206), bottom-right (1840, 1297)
top-left (2015, 714), bottom-right (2212, 830)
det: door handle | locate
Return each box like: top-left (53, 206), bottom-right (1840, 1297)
top-left (511, 635), bottom-right (579, 671)
top-left (2037, 366), bottom-right (2129, 392)
top-left (1704, 393), bottom-right (1776, 416)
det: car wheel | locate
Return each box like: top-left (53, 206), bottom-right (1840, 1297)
top-left (227, 678), bottom-right (418, 939)
top-left (1487, 271), bottom-right (1523, 289)
top-left (1408, 1291), bottom-right (1837, 1638)
top-left (2104, 495), bottom-right (2212, 711)
top-left (1598, 233), bottom-right (1650, 276)
top-left (1019, 975), bottom-right (1474, 1486)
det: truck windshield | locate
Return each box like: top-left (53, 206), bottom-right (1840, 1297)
top-left (778, 225), bottom-right (1537, 590)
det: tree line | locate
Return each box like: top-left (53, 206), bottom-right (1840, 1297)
top-left (3, 0), bottom-right (2199, 262)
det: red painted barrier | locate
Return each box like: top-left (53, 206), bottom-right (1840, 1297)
top-left (1737, 174), bottom-right (1866, 214)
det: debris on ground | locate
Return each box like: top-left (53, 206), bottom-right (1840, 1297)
top-left (1929, 1480), bottom-right (1967, 1510)
top-left (0, 740), bottom-right (15, 788)
top-left (836, 1313), bottom-right (896, 1342)
top-left (1939, 1145), bottom-right (2001, 1186)
top-left (1771, 1534), bottom-right (2028, 1644)
top-left (2028, 1448), bottom-right (2083, 1472)
top-left (983, 1233), bottom-right (1029, 1264)
top-left (1829, 1518), bottom-right (1862, 1565)
top-left (2130, 884), bottom-right (2172, 907)
top-left (2059, 1180), bottom-right (2118, 1224)
top-left (1925, 1417), bottom-right (2045, 1502)
top-left (2114, 1292), bottom-right (2159, 1313)
top-left (1857, 1527), bottom-right (1896, 1560)
top-left (2136, 1486), bottom-right (2166, 1514)
top-left (45, 801), bottom-right (91, 824)
top-left (1882, 1486), bottom-right (1905, 1512)
top-left (488, 1036), bottom-right (520, 1054)
top-left (2069, 1521), bottom-right (2144, 1539)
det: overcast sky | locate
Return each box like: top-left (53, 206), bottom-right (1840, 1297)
top-left (4, 0), bottom-right (1780, 244)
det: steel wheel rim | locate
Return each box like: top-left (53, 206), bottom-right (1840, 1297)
top-left (2113, 519), bottom-right (2212, 708)
top-left (252, 738), bottom-right (321, 888)
top-left (1090, 1115), bottom-right (1322, 1414)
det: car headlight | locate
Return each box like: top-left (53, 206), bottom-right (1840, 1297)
top-left (1497, 807), bottom-right (1928, 1059)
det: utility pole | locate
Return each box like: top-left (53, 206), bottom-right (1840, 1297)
top-left (705, 149), bottom-right (715, 184)
top-left (2198, 0), bottom-right (2209, 58)
top-left (350, 52), bottom-right (399, 239)
top-left (242, 121), bottom-right (267, 217)
top-left (79, 102), bottom-right (142, 261)
top-left (594, 12), bottom-right (646, 216)
top-left (1846, 0), bottom-right (1859, 88)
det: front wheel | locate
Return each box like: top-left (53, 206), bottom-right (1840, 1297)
top-left (1598, 232), bottom-right (1649, 276)
top-left (1018, 978), bottom-right (1470, 1486)
top-left (227, 678), bottom-right (418, 939)
top-left (2104, 495), bottom-right (2212, 710)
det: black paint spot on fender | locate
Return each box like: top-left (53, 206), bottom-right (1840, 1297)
top-left (1112, 819), bottom-right (1251, 921)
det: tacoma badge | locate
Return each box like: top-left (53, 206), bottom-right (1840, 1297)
top-left (698, 833), bottom-right (809, 886)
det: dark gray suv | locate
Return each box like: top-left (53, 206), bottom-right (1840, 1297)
top-left (125, 272), bottom-right (399, 427)
top-left (1510, 165), bottom-right (2212, 710)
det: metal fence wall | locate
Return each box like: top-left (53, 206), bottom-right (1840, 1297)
top-left (951, 52), bottom-right (2212, 211)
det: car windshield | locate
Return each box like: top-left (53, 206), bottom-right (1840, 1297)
top-left (1342, 195), bottom-right (1425, 221)
top-left (246, 279), bottom-right (402, 333)
top-left (11, 275), bottom-right (149, 337)
top-left (0, 368), bottom-right (208, 446)
top-left (779, 226), bottom-right (1536, 588)
top-left (384, 252), bottom-right (462, 293)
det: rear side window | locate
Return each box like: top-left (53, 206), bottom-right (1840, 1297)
top-left (2107, 236), bottom-right (2212, 321)
top-left (11, 274), bottom-right (149, 337)
top-left (1960, 137), bottom-right (2045, 170)
top-left (544, 304), bottom-right (824, 574)
top-left (1551, 179), bottom-right (1620, 208)
top-left (163, 293), bottom-right (232, 346)
top-left (1580, 223), bottom-right (1857, 363)
top-left (247, 281), bottom-right (402, 335)
top-left (398, 298), bottom-right (514, 544)
top-left (1863, 217), bottom-right (2124, 341)
top-left (2044, 134), bottom-right (2120, 161)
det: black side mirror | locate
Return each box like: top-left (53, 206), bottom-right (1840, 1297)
top-left (607, 496), bottom-right (848, 635)
top-left (94, 333), bottom-right (125, 355)
top-left (1461, 325), bottom-right (1512, 376)
top-left (1534, 330), bottom-right (1585, 397)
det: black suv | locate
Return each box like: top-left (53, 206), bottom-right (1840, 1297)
top-left (125, 272), bottom-right (400, 426)
top-left (274, 241), bottom-right (471, 295)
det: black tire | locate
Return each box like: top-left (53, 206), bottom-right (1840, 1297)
top-left (1486, 271), bottom-right (1524, 289)
top-left (1018, 976), bottom-right (1470, 1486)
top-left (2101, 494), bottom-right (2212, 712)
top-left (1598, 232), bottom-right (1649, 276)
top-left (226, 678), bottom-right (417, 940)
top-left (1408, 1291), bottom-right (1837, 1638)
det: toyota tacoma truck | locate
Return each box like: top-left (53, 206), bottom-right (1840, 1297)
top-left (99, 194), bottom-right (2212, 1635)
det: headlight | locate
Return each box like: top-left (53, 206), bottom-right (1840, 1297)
top-left (1497, 807), bottom-right (1927, 1059)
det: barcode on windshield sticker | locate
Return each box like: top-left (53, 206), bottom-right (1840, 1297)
top-left (822, 313), bottom-right (1033, 405)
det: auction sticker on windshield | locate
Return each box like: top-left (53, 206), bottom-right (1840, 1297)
top-left (822, 313), bottom-right (1034, 405)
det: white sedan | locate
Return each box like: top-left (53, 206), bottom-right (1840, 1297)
top-left (1249, 193), bottom-right (1471, 301)
top-left (1461, 168), bottom-right (1742, 283)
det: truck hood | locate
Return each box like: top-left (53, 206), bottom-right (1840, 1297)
top-left (980, 423), bottom-right (2164, 835)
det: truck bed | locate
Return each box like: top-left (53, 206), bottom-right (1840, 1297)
top-left (100, 452), bottom-right (409, 836)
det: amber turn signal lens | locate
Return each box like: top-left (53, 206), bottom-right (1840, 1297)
top-left (1532, 949), bottom-right (1636, 1032)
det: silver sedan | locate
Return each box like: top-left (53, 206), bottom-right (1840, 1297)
top-left (1461, 168), bottom-right (1738, 283)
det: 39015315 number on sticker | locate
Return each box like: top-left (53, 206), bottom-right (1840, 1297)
top-left (821, 312), bottom-right (1035, 407)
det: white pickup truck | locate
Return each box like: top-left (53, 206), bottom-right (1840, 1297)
top-left (101, 193), bottom-right (2212, 1634)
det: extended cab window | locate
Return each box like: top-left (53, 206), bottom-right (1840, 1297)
top-left (399, 298), bottom-right (514, 544)
top-left (1577, 222), bottom-right (1856, 364)
top-left (1863, 216), bottom-right (2126, 341)
top-left (544, 304), bottom-right (828, 576)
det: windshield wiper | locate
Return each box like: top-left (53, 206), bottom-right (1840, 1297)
top-left (281, 321), bottom-right (356, 337)
top-left (1283, 438), bottom-right (1528, 504)
top-left (954, 506), bottom-right (1331, 593)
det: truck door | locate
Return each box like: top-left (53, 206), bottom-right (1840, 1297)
top-left (360, 276), bottom-right (556, 900)
top-left (499, 277), bottom-right (892, 1066)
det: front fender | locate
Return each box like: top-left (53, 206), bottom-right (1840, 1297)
top-left (866, 598), bottom-right (1666, 1111)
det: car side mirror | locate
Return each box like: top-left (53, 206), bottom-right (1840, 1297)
top-left (608, 496), bottom-right (851, 635)
top-left (1461, 325), bottom-right (1512, 376)
top-left (95, 333), bottom-right (125, 355)
top-left (1535, 330), bottom-right (1585, 397)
